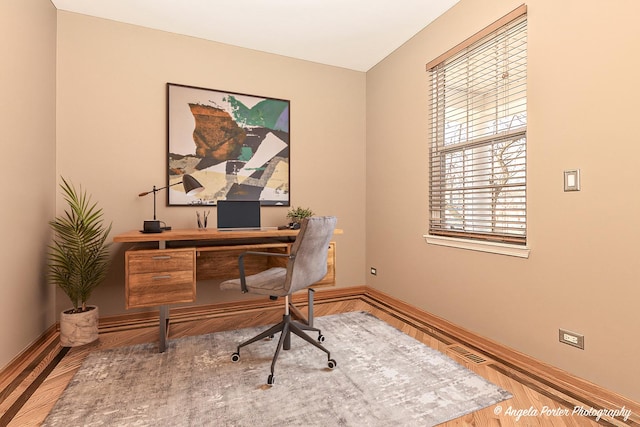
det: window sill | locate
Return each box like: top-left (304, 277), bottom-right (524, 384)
top-left (423, 235), bottom-right (530, 258)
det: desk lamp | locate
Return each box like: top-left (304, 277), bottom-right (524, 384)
top-left (138, 174), bottom-right (204, 232)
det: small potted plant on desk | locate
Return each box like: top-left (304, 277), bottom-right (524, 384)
top-left (48, 177), bottom-right (112, 347)
top-left (286, 206), bottom-right (314, 229)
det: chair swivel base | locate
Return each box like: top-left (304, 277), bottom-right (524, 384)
top-left (230, 313), bottom-right (337, 385)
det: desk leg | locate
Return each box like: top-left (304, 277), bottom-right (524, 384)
top-left (308, 288), bottom-right (315, 327)
top-left (159, 305), bottom-right (170, 353)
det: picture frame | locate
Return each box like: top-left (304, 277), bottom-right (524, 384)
top-left (167, 83), bottom-right (290, 206)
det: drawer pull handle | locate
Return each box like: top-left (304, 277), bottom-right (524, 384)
top-left (152, 256), bottom-right (172, 260)
top-left (152, 275), bottom-right (172, 280)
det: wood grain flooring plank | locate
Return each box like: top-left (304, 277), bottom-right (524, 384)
top-left (3, 292), bottom-right (635, 426)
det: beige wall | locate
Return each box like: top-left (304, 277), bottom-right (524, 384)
top-left (366, 0), bottom-right (640, 401)
top-left (5, 0), bottom-right (639, 405)
top-left (0, 0), bottom-right (57, 370)
top-left (55, 12), bottom-right (367, 316)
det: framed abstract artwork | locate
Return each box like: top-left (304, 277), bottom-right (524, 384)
top-left (167, 83), bottom-right (290, 206)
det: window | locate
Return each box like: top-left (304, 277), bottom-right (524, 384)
top-left (427, 6), bottom-right (527, 247)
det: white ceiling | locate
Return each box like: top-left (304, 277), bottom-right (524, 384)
top-left (50, 0), bottom-right (459, 72)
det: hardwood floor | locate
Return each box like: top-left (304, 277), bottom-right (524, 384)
top-left (1, 288), bottom-right (637, 427)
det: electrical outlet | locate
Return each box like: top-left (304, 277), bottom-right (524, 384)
top-left (559, 329), bottom-right (584, 349)
top-left (370, 267), bottom-right (377, 276)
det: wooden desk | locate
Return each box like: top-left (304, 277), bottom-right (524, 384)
top-left (113, 227), bottom-right (311, 245)
top-left (113, 227), bottom-right (343, 351)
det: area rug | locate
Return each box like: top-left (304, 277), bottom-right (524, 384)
top-left (43, 311), bottom-right (511, 426)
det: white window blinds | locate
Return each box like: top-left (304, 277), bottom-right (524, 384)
top-left (428, 8), bottom-right (527, 245)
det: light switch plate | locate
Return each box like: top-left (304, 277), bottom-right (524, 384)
top-left (564, 169), bottom-right (580, 191)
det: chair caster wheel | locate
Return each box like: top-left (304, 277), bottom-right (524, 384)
top-left (231, 352), bottom-right (240, 362)
top-left (317, 334), bottom-right (325, 343)
top-left (267, 374), bottom-right (275, 385)
top-left (328, 359), bottom-right (337, 369)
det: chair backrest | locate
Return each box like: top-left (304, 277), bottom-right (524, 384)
top-left (284, 216), bottom-right (337, 294)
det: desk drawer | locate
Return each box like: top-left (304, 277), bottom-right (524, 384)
top-left (125, 248), bottom-right (196, 309)
top-left (127, 249), bottom-right (194, 274)
top-left (127, 270), bottom-right (195, 308)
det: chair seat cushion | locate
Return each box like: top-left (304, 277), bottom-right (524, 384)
top-left (220, 267), bottom-right (288, 296)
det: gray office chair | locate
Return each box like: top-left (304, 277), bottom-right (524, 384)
top-left (220, 216), bottom-right (337, 385)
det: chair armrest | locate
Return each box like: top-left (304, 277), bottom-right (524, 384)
top-left (238, 251), bottom-right (294, 293)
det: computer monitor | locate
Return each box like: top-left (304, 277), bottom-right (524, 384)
top-left (216, 200), bottom-right (261, 230)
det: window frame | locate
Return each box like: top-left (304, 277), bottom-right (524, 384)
top-left (425, 5), bottom-right (529, 257)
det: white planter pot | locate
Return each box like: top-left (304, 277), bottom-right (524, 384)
top-left (59, 305), bottom-right (99, 347)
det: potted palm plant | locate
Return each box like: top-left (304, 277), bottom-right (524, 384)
top-left (48, 177), bottom-right (112, 347)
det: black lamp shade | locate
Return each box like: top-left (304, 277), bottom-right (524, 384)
top-left (182, 174), bottom-right (204, 196)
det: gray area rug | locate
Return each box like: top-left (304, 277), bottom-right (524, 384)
top-left (43, 311), bottom-right (511, 426)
